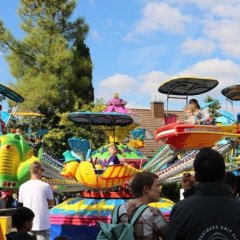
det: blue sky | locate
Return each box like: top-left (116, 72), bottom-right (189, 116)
top-left (0, 0), bottom-right (240, 112)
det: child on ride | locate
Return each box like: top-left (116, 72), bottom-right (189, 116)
top-left (184, 106), bottom-right (197, 124)
top-left (99, 144), bottom-right (120, 168)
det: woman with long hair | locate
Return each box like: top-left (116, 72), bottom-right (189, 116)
top-left (188, 99), bottom-right (211, 125)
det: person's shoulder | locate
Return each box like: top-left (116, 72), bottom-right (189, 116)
top-left (39, 180), bottom-right (51, 188)
top-left (147, 206), bottom-right (166, 217)
top-left (5, 232), bottom-right (36, 240)
top-left (5, 231), bottom-right (17, 240)
top-left (148, 206), bottom-right (161, 212)
top-left (228, 196), bottom-right (240, 206)
top-left (19, 180), bottom-right (30, 188)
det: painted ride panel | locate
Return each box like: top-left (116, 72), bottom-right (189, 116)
top-left (0, 133), bottom-right (38, 189)
top-left (155, 123), bottom-right (240, 151)
top-left (61, 161), bottom-right (140, 189)
top-left (49, 197), bottom-right (174, 239)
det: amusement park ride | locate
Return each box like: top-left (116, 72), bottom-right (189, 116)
top-left (0, 78), bottom-right (240, 239)
top-left (143, 77), bottom-right (240, 184)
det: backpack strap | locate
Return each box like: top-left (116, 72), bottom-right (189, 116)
top-left (130, 204), bottom-right (148, 226)
top-left (111, 205), bottom-right (121, 224)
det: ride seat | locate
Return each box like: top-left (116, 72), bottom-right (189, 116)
top-left (164, 114), bottom-right (177, 124)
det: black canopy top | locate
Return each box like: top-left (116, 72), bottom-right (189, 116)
top-left (0, 83), bottom-right (24, 103)
top-left (221, 84), bottom-right (240, 101)
top-left (68, 112), bottom-right (133, 126)
top-left (158, 77), bottom-right (219, 96)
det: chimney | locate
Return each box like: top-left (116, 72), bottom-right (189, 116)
top-left (151, 101), bottom-right (164, 118)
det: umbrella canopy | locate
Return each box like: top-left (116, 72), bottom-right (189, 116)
top-left (68, 112), bottom-right (133, 126)
top-left (158, 77), bottom-right (218, 96)
top-left (221, 84), bottom-right (240, 101)
top-left (0, 83), bottom-right (24, 103)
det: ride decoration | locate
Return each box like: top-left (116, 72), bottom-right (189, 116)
top-left (156, 77), bottom-right (240, 151)
top-left (61, 138), bottom-right (142, 189)
top-left (49, 196), bottom-right (174, 239)
top-left (64, 94), bottom-right (148, 189)
top-left (0, 133), bottom-right (40, 189)
top-left (0, 84), bottom-right (42, 189)
top-left (155, 122), bottom-right (240, 151)
top-left (51, 93), bottom-right (174, 239)
top-left (128, 128), bottom-right (146, 149)
top-left (103, 93), bottom-right (140, 143)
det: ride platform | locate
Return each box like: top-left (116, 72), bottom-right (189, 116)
top-left (155, 123), bottom-right (240, 151)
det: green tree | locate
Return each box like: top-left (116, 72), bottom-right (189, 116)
top-left (0, 0), bottom-right (94, 113)
top-left (161, 183), bottom-right (180, 203)
top-left (203, 95), bottom-right (221, 120)
top-left (43, 99), bottom-right (107, 158)
top-left (0, 0), bottom-right (97, 156)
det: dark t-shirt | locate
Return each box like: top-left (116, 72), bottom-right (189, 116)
top-left (6, 232), bottom-right (37, 240)
top-left (106, 155), bottom-right (120, 166)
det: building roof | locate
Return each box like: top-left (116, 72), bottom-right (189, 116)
top-left (129, 105), bottom-right (185, 158)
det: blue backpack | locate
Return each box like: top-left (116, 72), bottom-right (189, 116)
top-left (96, 204), bottom-right (148, 240)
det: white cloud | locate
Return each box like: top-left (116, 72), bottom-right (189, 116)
top-left (164, 1), bottom-right (240, 57)
top-left (210, 4), bottom-right (240, 20)
top-left (95, 59), bottom-right (240, 111)
top-left (181, 0), bottom-right (239, 12)
top-left (179, 58), bottom-right (240, 108)
top-left (106, 19), bottom-right (112, 27)
top-left (91, 30), bottom-right (102, 42)
top-left (137, 71), bottom-right (169, 94)
top-left (95, 71), bottom-right (170, 108)
top-left (124, 1), bottom-right (191, 41)
top-left (180, 58), bottom-right (240, 82)
top-left (182, 38), bottom-right (216, 56)
top-left (204, 19), bottom-right (240, 57)
top-left (96, 74), bottom-right (138, 102)
top-left (88, 0), bottom-right (95, 4)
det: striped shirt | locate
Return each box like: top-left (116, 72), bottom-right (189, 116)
top-left (116, 201), bottom-right (168, 240)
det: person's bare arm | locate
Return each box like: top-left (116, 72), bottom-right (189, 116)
top-left (48, 199), bottom-right (55, 208)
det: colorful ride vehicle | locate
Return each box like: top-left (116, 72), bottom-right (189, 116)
top-left (0, 83), bottom-right (25, 133)
top-left (0, 133), bottom-right (39, 189)
top-left (155, 77), bottom-right (240, 151)
top-left (155, 122), bottom-right (240, 151)
top-left (61, 160), bottom-right (140, 189)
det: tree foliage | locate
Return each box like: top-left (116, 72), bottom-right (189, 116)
top-left (204, 95), bottom-right (221, 120)
top-left (0, 0), bottom-right (98, 156)
top-left (0, 0), bottom-right (94, 113)
top-left (43, 99), bottom-right (107, 158)
top-left (161, 183), bottom-right (180, 203)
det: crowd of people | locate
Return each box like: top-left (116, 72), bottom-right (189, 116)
top-left (114, 147), bottom-right (240, 239)
top-left (2, 147), bottom-right (240, 239)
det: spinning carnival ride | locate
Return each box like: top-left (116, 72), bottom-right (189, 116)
top-left (0, 83), bottom-right (36, 189)
top-left (4, 78), bottom-right (237, 239)
top-left (143, 77), bottom-right (240, 184)
top-left (0, 87), bottom-right (174, 239)
top-left (49, 94), bottom-right (174, 239)
top-left (0, 83), bottom-right (83, 192)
